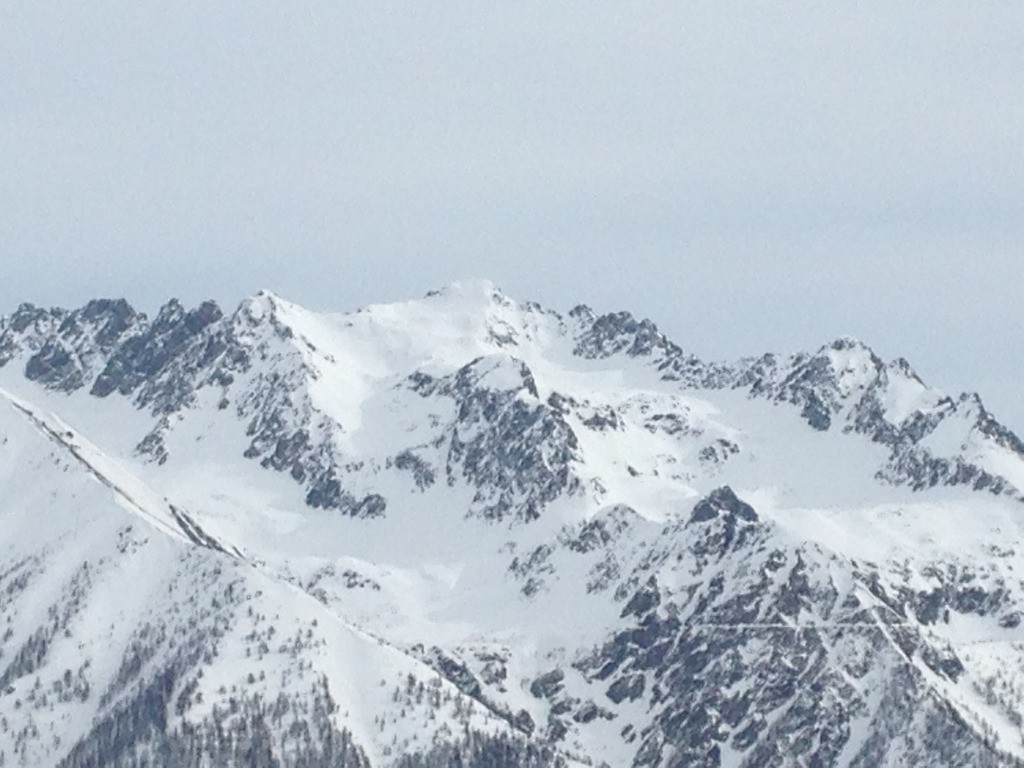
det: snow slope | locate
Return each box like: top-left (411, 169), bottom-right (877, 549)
top-left (1, 280), bottom-right (1023, 767)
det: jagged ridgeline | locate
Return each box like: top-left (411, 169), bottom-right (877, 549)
top-left (2, 281), bottom-right (1024, 767)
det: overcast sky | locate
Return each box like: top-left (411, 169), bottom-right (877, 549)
top-left (1, 2), bottom-right (1022, 428)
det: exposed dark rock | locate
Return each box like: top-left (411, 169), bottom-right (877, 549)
top-left (574, 312), bottom-right (672, 360)
top-left (25, 340), bottom-right (80, 389)
top-left (689, 487), bottom-right (758, 524)
top-left (438, 356), bottom-right (583, 523)
top-left (606, 674), bottom-right (644, 704)
top-left (529, 669), bottom-right (565, 700)
top-left (621, 576), bottom-right (660, 619)
top-left (305, 479), bottom-right (387, 519)
top-left (91, 299), bottom-right (226, 407)
top-left (393, 450), bottom-right (437, 490)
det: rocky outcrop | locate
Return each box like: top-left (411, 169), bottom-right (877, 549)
top-left (411, 355), bottom-right (584, 524)
top-left (571, 489), bottom-right (1016, 767)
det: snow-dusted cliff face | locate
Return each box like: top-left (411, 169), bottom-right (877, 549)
top-left (1, 280), bottom-right (1023, 767)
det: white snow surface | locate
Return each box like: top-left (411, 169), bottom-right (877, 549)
top-left (1, 281), bottom-right (1023, 767)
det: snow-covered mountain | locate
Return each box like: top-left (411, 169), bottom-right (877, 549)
top-left (2, 280), bottom-right (1024, 767)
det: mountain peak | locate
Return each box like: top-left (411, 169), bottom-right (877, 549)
top-left (816, 336), bottom-right (884, 369)
top-left (3, 285), bottom-right (1024, 767)
top-left (825, 335), bottom-right (872, 352)
top-left (419, 280), bottom-right (520, 318)
top-left (425, 279), bottom-right (503, 300)
top-left (237, 289), bottom-right (286, 319)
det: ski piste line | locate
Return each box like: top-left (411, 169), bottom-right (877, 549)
top-left (673, 623), bottom-right (1020, 641)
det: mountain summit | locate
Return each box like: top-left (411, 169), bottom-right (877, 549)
top-left (1, 284), bottom-right (1023, 767)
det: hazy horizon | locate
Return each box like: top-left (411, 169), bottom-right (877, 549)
top-left (2, 3), bottom-right (1021, 429)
